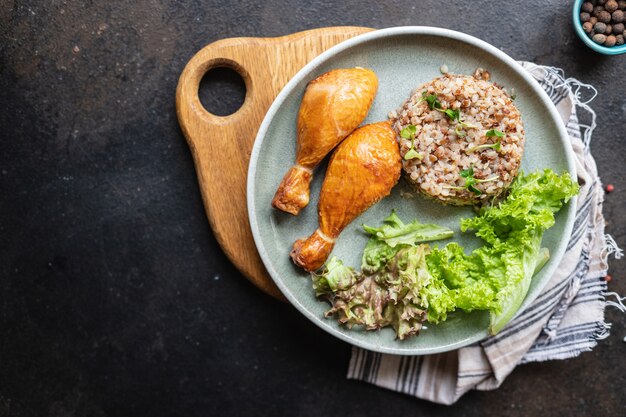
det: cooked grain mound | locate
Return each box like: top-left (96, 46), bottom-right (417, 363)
top-left (389, 73), bottom-right (525, 206)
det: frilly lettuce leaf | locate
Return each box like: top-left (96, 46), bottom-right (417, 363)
top-left (361, 210), bottom-right (453, 274)
top-left (489, 245), bottom-right (550, 334)
top-left (312, 256), bottom-right (358, 297)
top-left (461, 169), bottom-right (579, 246)
top-left (317, 247), bottom-right (432, 340)
top-left (460, 169), bottom-right (578, 334)
top-left (312, 169), bottom-right (579, 339)
top-left (363, 210), bottom-right (454, 248)
top-left (361, 237), bottom-right (402, 275)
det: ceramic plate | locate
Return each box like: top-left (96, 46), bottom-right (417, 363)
top-left (247, 27), bottom-right (577, 355)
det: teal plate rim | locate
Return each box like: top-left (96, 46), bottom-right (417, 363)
top-left (247, 26), bottom-right (578, 355)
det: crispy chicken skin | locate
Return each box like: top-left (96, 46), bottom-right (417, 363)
top-left (290, 121), bottom-right (401, 271)
top-left (271, 67), bottom-right (378, 215)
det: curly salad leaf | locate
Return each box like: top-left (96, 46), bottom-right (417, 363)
top-left (363, 210), bottom-right (455, 248)
top-left (312, 169), bottom-right (578, 339)
top-left (361, 210), bottom-right (454, 274)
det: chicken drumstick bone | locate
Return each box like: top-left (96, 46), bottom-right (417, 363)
top-left (290, 121), bottom-right (401, 271)
top-left (272, 67), bottom-right (378, 215)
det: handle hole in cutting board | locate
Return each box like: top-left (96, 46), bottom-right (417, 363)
top-left (198, 67), bottom-right (246, 116)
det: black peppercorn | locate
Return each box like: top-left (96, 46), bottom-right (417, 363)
top-left (612, 9), bottom-right (624, 22)
top-left (583, 21), bottom-right (594, 33)
top-left (616, 34), bottom-right (625, 44)
top-left (606, 23), bottom-right (614, 34)
top-left (594, 21), bottom-right (608, 33)
top-left (598, 10), bottom-right (612, 22)
top-left (605, 34), bottom-right (617, 45)
top-left (606, 0), bottom-right (619, 12)
top-left (593, 5), bottom-right (605, 16)
top-left (613, 22), bottom-right (625, 33)
top-left (592, 33), bottom-right (607, 43)
top-left (590, 16), bottom-right (599, 24)
top-left (582, 1), bottom-right (594, 12)
top-left (619, 0), bottom-right (626, 10)
top-left (581, 11), bottom-right (591, 22)
top-left (598, 0), bottom-right (607, 4)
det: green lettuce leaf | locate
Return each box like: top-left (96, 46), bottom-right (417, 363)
top-left (461, 169), bottom-right (579, 246)
top-left (489, 245), bottom-right (550, 334)
top-left (459, 169), bottom-right (578, 334)
top-left (312, 257), bottom-right (358, 297)
top-left (318, 246), bottom-right (433, 339)
top-left (363, 210), bottom-right (454, 248)
top-left (361, 210), bottom-right (453, 274)
top-left (361, 237), bottom-right (402, 275)
top-left (312, 169), bottom-right (579, 339)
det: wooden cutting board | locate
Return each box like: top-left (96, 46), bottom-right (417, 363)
top-left (176, 26), bottom-right (374, 300)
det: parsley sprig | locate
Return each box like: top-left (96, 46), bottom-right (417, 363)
top-left (444, 165), bottom-right (499, 195)
top-left (400, 125), bottom-right (423, 160)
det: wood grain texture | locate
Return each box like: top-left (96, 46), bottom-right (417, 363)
top-left (176, 27), bottom-right (374, 300)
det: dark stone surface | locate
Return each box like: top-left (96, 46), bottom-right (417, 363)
top-left (1, 1), bottom-right (625, 416)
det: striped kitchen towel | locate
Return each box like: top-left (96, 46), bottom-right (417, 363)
top-left (347, 62), bottom-right (625, 405)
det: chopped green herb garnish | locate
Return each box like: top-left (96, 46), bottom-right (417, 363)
top-left (404, 148), bottom-right (423, 160)
top-left (467, 184), bottom-right (481, 195)
top-left (456, 167), bottom-right (480, 194)
top-left (486, 129), bottom-right (505, 138)
top-left (467, 140), bottom-right (501, 153)
top-left (443, 108), bottom-right (477, 137)
top-left (454, 121), bottom-right (478, 137)
top-left (421, 92), bottom-right (442, 110)
top-left (399, 124), bottom-right (422, 160)
top-left (460, 167), bottom-right (474, 180)
top-left (418, 92), bottom-right (477, 137)
top-left (445, 166), bottom-right (499, 195)
top-left (400, 125), bottom-right (417, 139)
top-left (467, 130), bottom-right (504, 152)
top-left (444, 108), bottom-right (460, 121)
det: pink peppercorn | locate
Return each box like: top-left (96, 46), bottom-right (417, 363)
top-left (605, 184), bottom-right (615, 193)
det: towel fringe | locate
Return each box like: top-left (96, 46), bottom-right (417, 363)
top-left (541, 66), bottom-right (598, 150)
top-left (602, 291), bottom-right (626, 312)
top-left (602, 234), bottom-right (624, 260)
top-left (594, 321), bottom-right (612, 340)
top-left (543, 328), bottom-right (558, 342)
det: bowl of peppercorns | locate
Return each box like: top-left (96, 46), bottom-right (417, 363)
top-left (574, 0), bottom-right (626, 54)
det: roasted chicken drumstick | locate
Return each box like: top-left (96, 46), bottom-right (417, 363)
top-left (272, 67), bottom-right (378, 215)
top-left (290, 121), bottom-right (401, 271)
